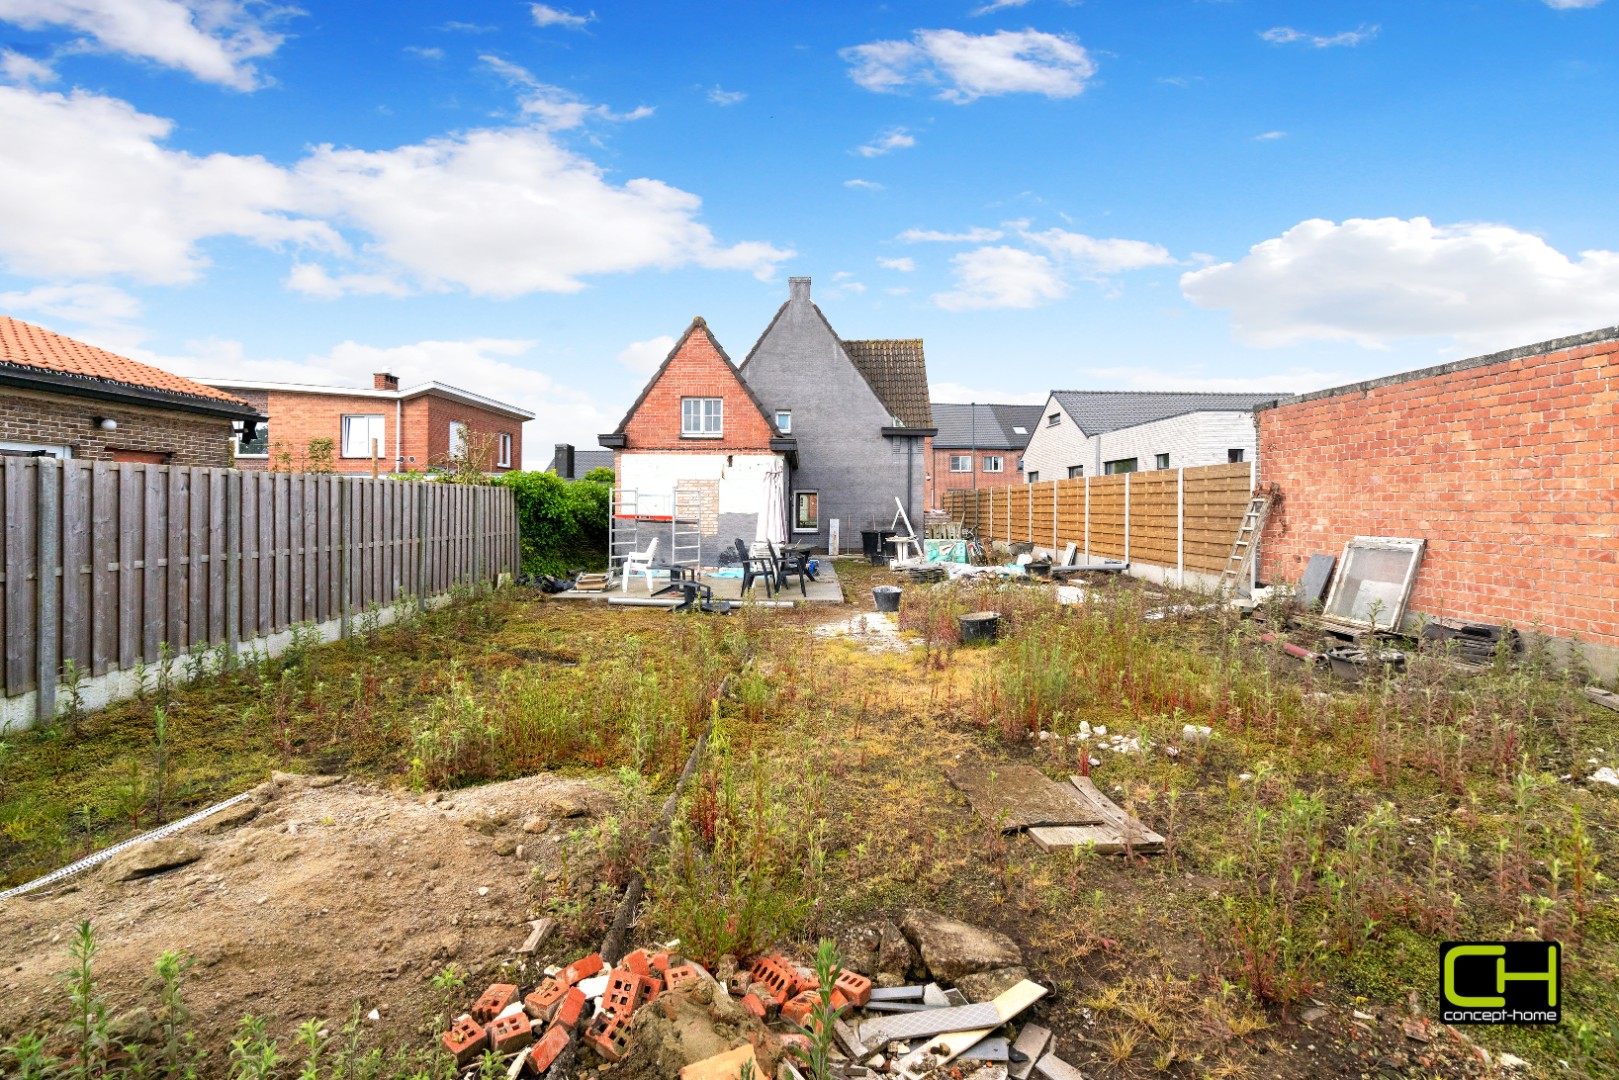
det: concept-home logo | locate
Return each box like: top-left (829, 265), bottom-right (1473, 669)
top-left (1440, 942), bottom-right (1560, 1025)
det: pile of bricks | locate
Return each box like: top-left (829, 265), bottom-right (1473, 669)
top-left (439, 946), bottom-right (701, 1074)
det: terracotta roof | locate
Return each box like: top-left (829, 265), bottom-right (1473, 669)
top-left (841, 339), bottom-right (933, 429)
top-left (0, 315), bottom-right (252, 408)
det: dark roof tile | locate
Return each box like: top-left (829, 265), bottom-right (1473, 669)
top-left (841, 339), bottom-right (932, 429)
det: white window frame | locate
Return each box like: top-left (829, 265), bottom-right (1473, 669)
top-left (1155, 452), bottom-right (1170, 470)
top-left (792, 490), bottom-right (819, 533)
top-left (448, 420), bottom-right (470, 460)
top-left (775, 409), bottom-right (792, 434)
top-left (342, 414), bottom-right (386, 459)
top-left (682, 397), bottom-right (723, 438)
top-left (0, 440), bottom-right (70, 458)
top-left (497, 432), bottom-right (512, 468)
top-left (982, 455), bottom-right (1003, 473)
top-left (949, 454), bottom-right (972, 473)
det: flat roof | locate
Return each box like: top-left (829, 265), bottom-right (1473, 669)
top-left (200, 377), bottom-right (535, 420)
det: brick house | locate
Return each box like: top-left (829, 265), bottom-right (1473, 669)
top-left (201, 373), bottom-right (532, 475)
top-left (0, 314), bottom-right (260, 465)
top-left (925, 402), bottom-right (1044, 510)
top-left (1019, 390), bottom-right (1281, 483)
top-left (736, 277), bottom-right (933, 550)
top-left (600, 316), bottom-right (795, 565)
top-left (1256, 325), bottom-right (1619, 680)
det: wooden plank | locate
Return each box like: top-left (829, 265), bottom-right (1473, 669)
top-left (208, 470), bottom-right (226, 645)
top-left (1067, 776), bottom-right (1164, 850)
top-left (117, 462), bottom-right (139, 671)
top-left (142, 465), bottom-right (165, 662)
top-left (35, 459), bottom-right (61, 722)
top-left (338, 476), bottom-right (351, 637)
top-left (167, 465), bottom-right (188, 650)
top-left (187, 468), bottom-right (206, 649)
top-left (60, 461), bottom-right (91, 674)
top-left (90, 461), bottom-right (116, 676)
top-left (225, 471), bottom-right (240, 661)
top-left (6, 460), bottom-right (40, 693)
top-left (256, 471), bottom-right (272, 637)
top-left (275, 472), bottom-right (291, 631)
top-left (302, 474), bottom-right (317, 622)
top-left (948, 763), bottom-right (1105, 832)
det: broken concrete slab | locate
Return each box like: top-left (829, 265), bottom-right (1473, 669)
top-left (956, 967), bottom-right (1030, 1004)
top-left (678, 1043), bottom-right (760, 1080)
top-left (949, 763), bottom-right (1107, 833)
top-left (877, 920), bottom-right (920, 980)
top-left (1586, 686), bottom-right (1619, 713)
top-left (862, 979), bottom-right (1044, 1046)
top-left (868, 985), bottom-right (926, 1002)
top-left (1033, 1051), bottom-right (1085, 1080)
top-left (886, 981), bottom-right (1047, 1080)
top-left (103, 837), bottom-right (204, 881)
top-left (959, 1037), bottom-right (1011, 1062)
top-left (900, 910), bottom-right (1023, 983)
top-left (518, 918), bottom-right (557, 956)
top-left (1009, 1024), bottom-right (1052, 1080)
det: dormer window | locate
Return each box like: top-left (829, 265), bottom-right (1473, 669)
top-left (1047, 413), bottom-right (1061, 427)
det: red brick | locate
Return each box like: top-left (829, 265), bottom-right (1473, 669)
top-left (526, 1024), bottom-right (571, 1074)
top-left (602, 969), bottom-right (652, 1017)
top-left (740, 992), bottom-right (767, 1019)
top-left (0, 385), bottom-right (236, 467)
top-left (781, 990), bottom-right (819, 1028)
top-left (441, 1015), bottom-right (487, 1068)
top-left (523, 977), bottom-right (568, 1022)
top-left (833, 970), bottom-right (873, 1007)
top-left (471, 983), bottom-right (519, 1024)
top-left (652, 951), bottom-right (672, 973)
top-left (585, 1009), bottom-right (632, 1062)
top-left (487, 1012), bottom-right (534, 1054)
top-left (622, 948), bottom-right (652, 978)
top-left (554, 987), bottom-right (586, 1030)
top-left (562, 953), bottom-right (604, 986)
top-left (663, 963), bottom-right (703, 993)
top-left (748, 955), bottom-right (797, 1006)
top-left (619, 319), bottom-right (778, 452)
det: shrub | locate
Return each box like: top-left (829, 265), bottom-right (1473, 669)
top-left (497, 470), bottom-right (609, 576)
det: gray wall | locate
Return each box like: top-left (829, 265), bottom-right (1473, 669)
top-left (740, 282), bottom-right (925, 551)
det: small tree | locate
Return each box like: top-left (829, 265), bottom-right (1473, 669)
top-left (436, 430), bottom-right (498, 485)
top-left (305, 437), bottom-right (336, 474)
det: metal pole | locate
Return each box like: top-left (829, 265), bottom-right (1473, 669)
top-left (35, 459), bottom-right (60, 726)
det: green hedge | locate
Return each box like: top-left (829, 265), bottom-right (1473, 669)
top-left (498, 471), bottom-right (610, 576)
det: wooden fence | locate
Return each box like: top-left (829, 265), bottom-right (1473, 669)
top-left (941, 462), bottom-right (1254, 578)
top-left (0, 459), bottom-right (519, 723)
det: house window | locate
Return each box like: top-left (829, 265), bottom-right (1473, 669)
top-left (949, 455), bottom-right (972, 473)
top-left (0, 440), bottom-right (70, 458)
top-left (793, 490), bottom-right (819, 532)
top-left (342, 415), bottom-right (386, 459)
top-left (682, 397), bottom-right (723, 437)
top-left (1068, 465), bottom-right (1084, 479)
top-left (1027, 471), bottom-right (1039, 483)
top-left (1228, 448), bottom-right (1246, 463)
top-left (775, 410), bottom-right (792, 434)
top-left (1155, 453), bottom-right (1170, 470)
top-left (233, 421), bottom-right (268, 457)
top-left (448, 420), bottom-right (469, 460)
top-left (497, 433), bottom-right (512, 468)
top-left (982, 455), bottom-right (1003, 473)
top-left (1104, 457), bottom-right (1138, 475)
top-left (1047, 413), bottom-right (1061, 427)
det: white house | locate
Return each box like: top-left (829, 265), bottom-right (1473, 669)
top-left (1019, 391), bottom-right (1282, 482)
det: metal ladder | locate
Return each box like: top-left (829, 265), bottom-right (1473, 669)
top-left (608, 487), bottom-right (641, 580)
top-left (1218, 488), bottom-right (1274, 594)
top-left (671, 487), bottom-right (703, 567)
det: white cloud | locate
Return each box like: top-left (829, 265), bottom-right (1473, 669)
top-left (934, 246), bottom-right (1066, 310)
top-left (283, 263), bottom-right (411, 299)
top-left (404, 45), bottom-right (443, 61)
top-left (530, 4), bottom-right (592, 29)
top-left (0, 48), bottom-right (55, 85)
top-left (1260, 24), bottom-right (1379, 48)
top-left (479, 55), bottom-right (653, 129)
top-left (878, 256), bottom-right (914, 272)
top-left (616, 335), bottom-right (674, 375)
top-left (1022, 227), bottom-right (1178, 274)
top-left (1077, 366), bottom-right (1324, 395)
top-left (1181, 216), bottom-right (1619, 348)
top-left (971, 0), bottom-right (1033, 14)
top-left (0, 86), bottom-right (338, 283)
top-left (0, 0), bottom-right (294, 90)
top-left (842, 28), bottom-right (1095, 103)
top-left (707, 85), bottom-right (745, 105)
top-left (855, 127), bottom-right (915, 157)
top-left (438, 20), bottom-right (496, 33)
top-left (0, 83), bottom-right (789, 297)
top-left (0, 281), bottom-right (142, 326)
top-left (1544, 0), bottom-right (1604, 7)
top-left (930, 381), bottom-right (1046, 404)
top-left (899, 226), bottom-right (1004, 243)
top-left (844, 178), bottom-right (884, 191)
top-left (1254, 130), bottom-right (1287, 141)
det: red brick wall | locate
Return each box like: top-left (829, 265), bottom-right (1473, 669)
top-left (925, 440), bottom-right (1025, 509)
top-left (243, 390), bottom-right (523, 474)
top-left (0, 386), bottom-right (234, 466)
top-left (622, 322), bottom-right (774, 452)
top-left (1257, 336), bottom-right (1619, 650)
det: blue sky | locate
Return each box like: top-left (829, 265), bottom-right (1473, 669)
top-left (1, 0), bottom-right (1616, 452)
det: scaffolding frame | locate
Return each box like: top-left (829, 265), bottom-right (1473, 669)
top-left (608, 486), bottom-right (706, 582)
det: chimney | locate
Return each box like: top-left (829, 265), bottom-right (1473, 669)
top-left (788, 276), bottom-right (811, 302)
top-left (374, 372), bottom-right (399, 391)
top-left (554, 443), bottom-right (575, 479)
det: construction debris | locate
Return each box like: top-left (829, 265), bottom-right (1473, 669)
top-left (949, 762), bottom-right (1163, 855)
top-left (1585, 686), bottom-right (1619, 713)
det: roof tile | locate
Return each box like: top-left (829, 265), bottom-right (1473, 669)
top-left (0, 315), bottom-right (251, 407)
top-left (841, 339), bottom-right (932, 429)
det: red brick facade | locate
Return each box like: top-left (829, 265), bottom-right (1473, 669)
top-left (1257, 332), bottom-right (1619, 654)
top-left (924, 437), bottom-right (1025, 509)
top-left (619, 319), bottom-right (776, 452)
top-left (0, 386), bottom-right (235, 466)
top-left (237, 387), bottom-right (524, 474)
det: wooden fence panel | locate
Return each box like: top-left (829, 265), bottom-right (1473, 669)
top-left (61, 462), bottom-right (91, 673)
top-left (4, 459), bottom-right (36, 691)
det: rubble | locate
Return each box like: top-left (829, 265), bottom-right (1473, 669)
top-left (899, 911), bottom-right (1023, 982)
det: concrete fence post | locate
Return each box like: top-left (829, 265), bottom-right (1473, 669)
top-left (338, 478), bottom-right (351, 639)
top-left (1249, 458), bottom-right (1258, 592)
top-left (1084, 476), bottom-right (1091, 561)
top-left (35, 459), bottom-right (60, 726)
top-left (415, 484), bottom-right (427, 612)
top-left (1123, 472), bottom-right (1131, 565)
top-left (1052, 480), bottom-right (1059, 551)
top-left (1176, 467), bottom-right (1185, 588)
top-left (225, 472), bottom-right (240, 669)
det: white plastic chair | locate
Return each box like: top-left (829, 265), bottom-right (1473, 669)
top-left (621, 536), bottom-right (660, 592)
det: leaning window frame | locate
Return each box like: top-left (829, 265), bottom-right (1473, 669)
top-left (792, 489), bottom-right (819, 533)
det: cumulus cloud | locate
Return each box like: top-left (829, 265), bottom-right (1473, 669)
top-left (855, 127), bottom-right (915, 157)
top-left (0, 281), bottom-right (142, 326)
top-left (0, 0), bottom-right (295, 90)
top-left (1077, 366), bottom-right (1322, 394)
top-left (1022, 227), bottom-right (1178, 274)
top-left (930, 381), bottom-right (1046, 404)
top-left (480, 55), bottom-right (653, 129)
top-left (0, 48), bottom-right (54, 85)
top-left (1260, 24), bottom-right (1379, 48)
top-left (707, 85), bottom-right (745, 105)
top-left (934, 246), bottom-right (1066, 310)
top-left (1181, 216), bottom-right (1619, 348)
top-left (844, 178), bottom-right (884, 191)
top-left (616, 335), bottom-right (675, 374)
top-left (1544, 0), bottom-right (1604, 7)
top-left (0, 83), bottom-right (789, 296)
top-left (878, 257), bottom-right (914, 272)
top-left (530, 4), bottom-right (592, 29)
top-left (842, 28), bottom-right (1095, 103)
top-left (899, 226), bottom-right (1003, 243)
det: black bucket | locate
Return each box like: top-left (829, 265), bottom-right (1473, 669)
top-left (873, 586), bottom-right (902, 613)
top-left (958, 610), bottom-right (1002, 644)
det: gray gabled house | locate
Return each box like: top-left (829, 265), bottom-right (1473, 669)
top-left (738, 278), bottom-right (934, 551)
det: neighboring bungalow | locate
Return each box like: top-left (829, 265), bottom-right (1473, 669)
top-left (737, 277), bottom-right (934, 550)
top-left (0, 314), bottom-right (261, 465)
top-left (925, 402), bottom-right (1044, 510)
top-left (1019, 391), bottom-right (1281, 482)
top-left (201, 373), bottom-right (532, 475)
top-left (599, 316), bottom-right (795, 565)
top-left (547, 444), bottom-right (614, 480)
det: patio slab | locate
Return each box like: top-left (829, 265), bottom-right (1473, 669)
top-left (552, 561), bottom-right (844, 604)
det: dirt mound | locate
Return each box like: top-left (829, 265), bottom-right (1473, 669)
top-left (0, 772), bottom-right (614, 1050)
